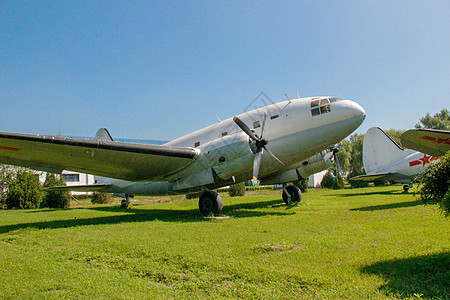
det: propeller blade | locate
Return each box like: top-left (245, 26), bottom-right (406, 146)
top-left (333, 152), bottom-right (342, 174)
top-left (233, 116), bottom-right (259, 141)
top-left (253, 150), bottom-right (263, 181)
top-left (265, 147), bottom-right (285, 166)
top-left (260, 110), bottom-right (268, 138)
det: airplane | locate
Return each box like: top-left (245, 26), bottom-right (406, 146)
top-left (350, 127), bottom-right (440, 191)
top-left (0, 95), bottom-right (365, 215)
top-left (400, 128), bottom-right (450, 157)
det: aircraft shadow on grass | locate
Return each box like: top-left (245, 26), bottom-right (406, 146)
top-left (338, 190), bottom-right (410, 197)
top-left (0, 199), bottom-right (293, 234)
top-left (362, 252), bottom-right (450, 299)
top-left (350, 200), bottom-right (423, 211)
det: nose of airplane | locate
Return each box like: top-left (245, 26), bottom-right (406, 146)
top-left (351, 101), bottom-right (366, 124)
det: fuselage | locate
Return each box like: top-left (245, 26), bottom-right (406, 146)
top-left (365, 150), bottom-right (439, 183)
top-left (99, 96), bottom-right (365, 195)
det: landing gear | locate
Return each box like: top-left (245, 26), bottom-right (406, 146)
top-left (121, 194), bottom-right (130, 208)
top-left (199, 190), bottom-right (223, 216)
top-left (282, 185), bottom-right (302, 205)
top-left (403, 183), bottom-right (413, 193)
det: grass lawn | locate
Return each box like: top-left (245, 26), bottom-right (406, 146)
top-left (0, 186), bottom-right (448, 299)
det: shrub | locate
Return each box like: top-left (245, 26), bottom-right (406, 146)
top-left (418, 151), bottom-right (450, 216)
top-left (228, 183), bottom-right (246, 197)
top-left (332, 173), bottom-right (345, 190)
top-left (293, 179), bottom-right (308, 193)
top-left (42, 174), bottom-right (70, 208)
top-left (320, 171), bottom-right (334, 189)
top-left (374, 180), bottom-right (389, 186)
top-left (6, 170), bottom-right (43, 209)
top-left (348, 170), bottom-right (369, 188)
top-left (91, 192), bottom-right (112, 204)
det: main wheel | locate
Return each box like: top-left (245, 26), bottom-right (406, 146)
top-left (199, 190), bottom-right (223, 216)
top-left (282, 185), bottom-right (302, 205)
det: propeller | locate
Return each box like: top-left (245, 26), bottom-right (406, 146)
top-left (331, 143), bottom-right (342, 175)
top-left (233, 111), bottom-right (284, 182)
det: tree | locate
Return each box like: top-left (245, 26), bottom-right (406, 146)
top-left (332, 173), bottom-right (345, 190)
top-left (348, 133), bottom-right (365, 175)
top-left (321, 171), bottom-right (334, 189)
top-left (91, 192), bottom-right (112, 204)
top-left (228, 183), bottom-right (246, 197)
top-left (336, 140), bottom-right (352, 173)
top-left (384, 128), bottom-right (405, 145)
top-left (418, 151), bottom-right (450, 217)
top-left (6, 170), bottom-right (43, 209)
top-left (415, 108), bottom-right (450, 131)
top-left (0, 165), bottom-right (17, 208)
top-left (42, 173), bottom-right (70, 208)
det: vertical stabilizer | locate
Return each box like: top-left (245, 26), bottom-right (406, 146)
top-left (95, 128), bottom-right (114, 141)
top-left (363, 127), bottom-right (407, 173)
top-left (93, 128), bottom-right (113, 185)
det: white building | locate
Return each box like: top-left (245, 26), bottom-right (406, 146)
top-left (60, 171), bottom-right (95, 195)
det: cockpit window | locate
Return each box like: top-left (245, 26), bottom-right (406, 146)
top-left (328, 97), bottom-right (342, 103)
top-left (311, 98), bottom-right (331, 116)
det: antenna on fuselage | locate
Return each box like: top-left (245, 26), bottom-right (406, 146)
top-left (296, 89), bottom-right (300, 99)
top-left (285, 93), bottom-right (291, 103)
top-left (216, 114), bottom-right (222, 122)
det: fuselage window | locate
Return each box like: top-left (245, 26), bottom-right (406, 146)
top-left (270, 114), bottom-right (279, 120)
top-left (320, 98), bottom-right (329, 105)
top-left (222, 132), bottom-right (227, 137)
top-left (311, 98), bottom-right (331, 116)
top-left (253, 121), bottom-right (261, 128)
top-left (329, 97), bottom-right (342, 103)
top-left (195, 141), bottom-right (200, 147)
top-left (320, 105), bottom-right (330, 114)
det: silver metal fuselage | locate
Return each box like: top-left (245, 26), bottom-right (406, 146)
top-left (99, 97), bottom-right (365, 195)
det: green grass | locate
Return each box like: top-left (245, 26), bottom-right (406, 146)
top-left (0, 186), bottom-right (448, 299)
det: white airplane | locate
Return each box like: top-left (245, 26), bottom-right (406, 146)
top-left (350, 127), bottom-right (440, 191)
top-left (0, 96), bottom-right (365, 215)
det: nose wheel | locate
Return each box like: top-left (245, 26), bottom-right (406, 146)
top-left (282, 185), bottom-right (302, 205)
top-left (199, 190), bottom-right (223, 216)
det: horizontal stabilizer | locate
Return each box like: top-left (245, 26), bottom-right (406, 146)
top-left (45, 184), bottom-right (112, 192)
top-left (349, 172), bottom-right (392, 182)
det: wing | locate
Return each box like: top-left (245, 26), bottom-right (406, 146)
top-left (401, 129), bottom-right (450, 157)
top-left (0, 131), bottom-right (199, 181)
top-left (45, 184), bottom-right (112, 192)
top-left (349, 172), bottom-right (394, 182)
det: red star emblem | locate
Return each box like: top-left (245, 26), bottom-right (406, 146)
top-left (418, 154), bottom-right (431, 166)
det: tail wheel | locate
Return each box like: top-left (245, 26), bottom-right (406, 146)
top-left (282, 185), bottom-right (302, 205)
top-left (199, 191), bottom-right (223, 216)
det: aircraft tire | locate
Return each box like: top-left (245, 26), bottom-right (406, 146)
top-left (199, 190), bottom-right (223, 216)
top-left (282, 185), bottom-right (302, 205)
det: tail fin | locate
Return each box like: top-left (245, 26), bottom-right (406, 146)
top-left (95, 128), bottom-right (114, 141)
top-left (363, 127), bottom-right (407, 173)
top-left (93, 128), bottom-right (113, 185)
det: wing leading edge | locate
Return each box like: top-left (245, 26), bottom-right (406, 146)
top-left (401, 129), bottom-right (450, 157)
top-left (0, 131), bottom-right (199, 181)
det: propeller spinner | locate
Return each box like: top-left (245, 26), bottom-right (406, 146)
top-left (233, 111), bottom-right (284, 182)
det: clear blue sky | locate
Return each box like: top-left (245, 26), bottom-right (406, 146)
top-left (1, 1), bottom-right (449, 140)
